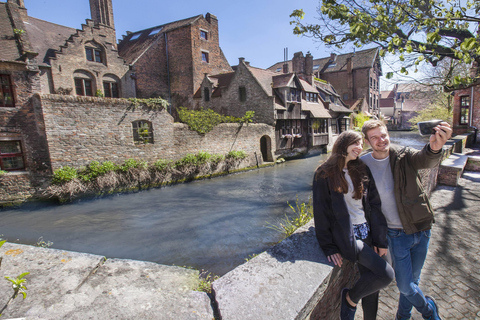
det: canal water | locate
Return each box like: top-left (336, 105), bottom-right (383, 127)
top-left (0, 131), bottom-right (428, 276)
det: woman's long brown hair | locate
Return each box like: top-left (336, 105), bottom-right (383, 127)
top-left (315, 130), bottom-right (368, 200)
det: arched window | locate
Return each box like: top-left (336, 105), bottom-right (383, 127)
top-left (73, 70), bottom-right (95, 96)
top-left (132, 120), bottom-right (153, 144)
top-left (85, 41), bottom-right (105, 64)
top-left (103, 74), bottom-right (120, 98)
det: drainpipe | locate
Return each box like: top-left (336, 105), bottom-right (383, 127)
top-left (165, 32), bottom-right (172, 115)
top-left (470, 86), bottom-right (474, 127)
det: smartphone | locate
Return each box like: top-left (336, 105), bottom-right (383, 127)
top-left (417, 120), bottom-right (443, 136)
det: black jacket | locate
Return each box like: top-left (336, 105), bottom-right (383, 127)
top-left (312, 166), bottom-right (388, 262)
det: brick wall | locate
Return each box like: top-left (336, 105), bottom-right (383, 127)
top-left (134, 14), bottom-right (232, 110)
top-left (37, 94), bottom-right (274, 170)
top-left (452, 86), bottom-right (480, 135)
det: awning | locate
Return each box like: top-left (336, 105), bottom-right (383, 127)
top-left (302, 103), bottom-right (332, 118)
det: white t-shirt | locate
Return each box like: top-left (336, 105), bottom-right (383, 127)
top-left (343, 168), bottom-right (367, 225)
top-left (360, 153), bottom-right (403, 229)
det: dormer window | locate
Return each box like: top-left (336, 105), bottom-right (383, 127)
top-left (130, 33), bottom-right (141, 40)
top-left (149, 27), bottom-right (163, 36)
top-left (275, 67), bottom-right (282, 72)
top-left (313, 65), bottom-right (320, 70)
top-left (200, 29), bottom-right (208, 40)
top-left (327, 63), bottom-right (336, 68)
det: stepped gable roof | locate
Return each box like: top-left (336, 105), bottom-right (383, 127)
top-left (0, 2), bottom-right (21, 61)
top-left (267, 47), bottom-right (379, 74)
top-left (23, 16), bottom-right (76, 66)
top-left (118, 15), bottom-right (202, 65)
top-left (246, 65), bottom-right (276, 97)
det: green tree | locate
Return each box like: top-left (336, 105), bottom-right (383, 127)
top-left (408, 92), bottom-right (453, 130)
top-left (290, 0), bottom-right (480, 85)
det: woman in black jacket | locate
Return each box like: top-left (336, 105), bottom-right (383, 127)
top-left (313, 130), bottom-right (394, 320)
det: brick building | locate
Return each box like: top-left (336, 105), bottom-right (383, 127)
top-left (447, 81), bottom-right (480, 136)
top-left (268, 48), bottom-right (382, 117)
top-left (0, 0), bottom-right (136, 175)
top-left (194, 53), bottom-right (351, 156)
top-left (117, 12), bottom-right (232, 114)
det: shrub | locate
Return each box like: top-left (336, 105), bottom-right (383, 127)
top-left (226, 150), bottom-right (247, 160)
top-left (79, 161), bottom-right (118, 182)
top-left (52, 166), bottom-right (78, 184)
top-left (177, 107), bottom-right (255, 134)
top-left (153, 159), bottom-right (172, 172)
top-left (195, 151), bottom-right (212, 165)
top-left (118, 159), bottom-right (145, 172)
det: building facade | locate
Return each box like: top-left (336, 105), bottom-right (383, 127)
top-left (268, 48), bottom-right (382, 117)
top-left (118, 13), bottom-right (232, 114)
top-left (194, 53), bottom-right (351, 157)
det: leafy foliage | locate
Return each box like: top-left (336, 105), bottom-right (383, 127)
top-left (52, 166), bottom-right (78, 184)
top-left (352, 112), bottom-right (371, 131)
top-left (0, 170), bottom-right (7, 177)
top-left (177, 107), bottom-right (255, 134)
top-left (408, 100), bottom-right (453, 130)
top-left (290, 0), bottom-right (480, 85)
top-left (225, 150), bottom-right (248, 160)
top-left (127, 97), bottom-right (169, 110)
top-left (196, 270), bottom-right (219, 293)
top-left (0, 240), bottom-right (29, 316)
top-left (266, 196), bottom-right (313, 237)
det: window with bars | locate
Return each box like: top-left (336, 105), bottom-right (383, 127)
top-left (0, 74), bottom-right (15, 108)
top-left (460, 96), bottom-right (470, 125)
top-left (0, 140), bottom-right (24, 171)
top-left (75, 78), bottom-right (93, 96)
top-left (132, 120), bottom-right (154, 144)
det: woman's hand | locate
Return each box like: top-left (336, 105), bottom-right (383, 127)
top-left (374, 246), bottom-right (388, 257)
top-left (327, 253), bottom-right (343, 267)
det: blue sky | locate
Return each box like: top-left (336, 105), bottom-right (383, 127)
top-left (22, 0), bottom-right (340, 70)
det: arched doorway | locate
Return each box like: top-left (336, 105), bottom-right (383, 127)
top-left (260, 135), bottom-right (273, 162)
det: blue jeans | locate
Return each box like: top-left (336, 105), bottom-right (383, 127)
top-left (387, 228), bottom-right (433, 319)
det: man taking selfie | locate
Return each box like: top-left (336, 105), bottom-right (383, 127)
top-left (360, 119), bottom-right (452, 320)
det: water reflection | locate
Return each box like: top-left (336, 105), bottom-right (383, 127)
top-left (0, 130), bottom-right (428, 276)
top-left (0, 154), bottom-right (327, 276)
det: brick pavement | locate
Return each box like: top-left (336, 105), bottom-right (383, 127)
top-left (356, 149), bottom-right (480, 319)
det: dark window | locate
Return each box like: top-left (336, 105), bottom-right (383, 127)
top-left (132, 120), bottom-right (154, 144)
top-left (306, 92), bottom-right (317, 102)
top-left (239, 86), bottom-right (246, 102)
top-left (343, 93), bottom-right (349, 100)
top-left (0, 140), bottom-right (24, 171)
top-left (288, 88), bottom-right (301, 102)
top-left (86, 48), bottom-right (102, 63)
top-left (75, 78), bottom-right (93, 96)
top-left (200, 30), bottom-right (208, 40)
top-left (201, 51), bottom-right (209, 63)
top-left (460, 96), bottom-right (470, 125)
top-left (0, 74), bottom-right (15, 107)
top-left (331, 119), bottom-right (338, 134)
top-left (204, 87), bottom-right (210, 102)
top-left (103, 82), bottom-right (119, 98)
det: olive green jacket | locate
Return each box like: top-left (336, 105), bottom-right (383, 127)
top-left (365, 143), bottom-right (443, 234)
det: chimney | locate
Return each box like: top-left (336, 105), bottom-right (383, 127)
top-left (8, 0), bottom-right (25, 7)
top-left (206, 13), bottom-right (218, 24)
top-left (283, 63), bottom-right (289, 73)
top-left (330, 53), bottom-right (337, 62)
top-left (347, 57), bottom-right (352, 73)
top-left (292, 51), bottom-right (304, 74)
top-left (239, 57), bottom-right (245, 64)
